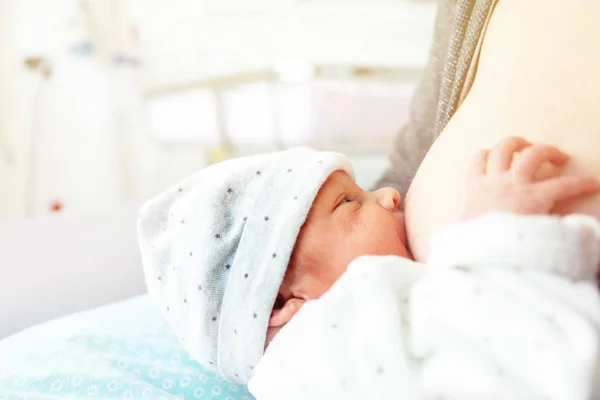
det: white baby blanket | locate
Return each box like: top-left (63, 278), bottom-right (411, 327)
top-left (249, 213), bottom-right (600, 400)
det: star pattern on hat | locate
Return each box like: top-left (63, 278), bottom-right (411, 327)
top-left (143, 148), bottom-right (350, 380)
top-left (545, 314), bottom-right (557, 326)
top-left (454, 264), bottom-right (469, 272)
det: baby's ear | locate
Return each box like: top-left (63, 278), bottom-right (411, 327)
top-left (268, 297), bottom-right (305, 328)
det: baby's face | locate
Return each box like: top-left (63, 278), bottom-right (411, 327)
top-left (267, 171), bottom-right (409, 345)
top-left (289, 170), bottom-right (410, 298)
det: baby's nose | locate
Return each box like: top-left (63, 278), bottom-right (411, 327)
top-left (372, 187), bottom-right (401, 211)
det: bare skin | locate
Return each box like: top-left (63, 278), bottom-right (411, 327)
top-left (405, 0), bottom-right (600, 262)
top-left (265, 137), bottom-right (600, 345)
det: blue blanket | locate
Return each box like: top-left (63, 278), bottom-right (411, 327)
top-left (0, 296), bottom-right (254, 399)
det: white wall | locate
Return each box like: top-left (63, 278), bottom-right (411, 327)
top-left (0, 1), bottom-right (28, 219)
top-left (0, 0), bottom-right (436, 221)
top-left (138, 0), bottom-right (436, 92)
top-left (0, 0), bottom-right (158, 220)
top-left (0, 1), bottom-right (122, 219)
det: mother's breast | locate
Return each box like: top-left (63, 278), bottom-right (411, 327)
top-left (405, 0), bottom-right (600, 262)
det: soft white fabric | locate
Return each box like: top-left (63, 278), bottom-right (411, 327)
top-left (137, 147), bottom-right (353, 384)
top-left (249, 213), bottom-right (600, 400)
top-left (428, 212), bottom-right (600, 281)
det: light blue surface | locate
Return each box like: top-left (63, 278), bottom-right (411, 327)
top-left (0, 296), bottom-right (254, 400)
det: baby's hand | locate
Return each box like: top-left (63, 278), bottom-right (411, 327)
top-left (463, 136), bottom-right (600, 219)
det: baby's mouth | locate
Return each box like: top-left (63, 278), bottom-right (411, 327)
top-left (392, 211), bottom-right (404, 225)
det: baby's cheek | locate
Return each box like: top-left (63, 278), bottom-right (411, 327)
top-left (371, 226), bottom-right (410, 259)
top-left (348, 237), bottom-right (392, 259)
top-left (312, 245), bottom-right (349, 285)
top-left (396, 243), bottom-right (411, 259)
top-left (396, 228), bottom-right (411, 259)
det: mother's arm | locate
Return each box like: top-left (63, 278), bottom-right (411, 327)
top-left (372, 65), bottom-right (439, 197)
top-left (372, 1), bottom-right (453, 197)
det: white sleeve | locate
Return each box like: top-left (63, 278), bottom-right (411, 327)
top-left (427, 212), bottom-right (600, 282)
top-left (249, 214), bottom-right (600, 400)
top-left (412, 213), bottom-right (600, 400)
top-left (248, 256), bottom-right (426, 400)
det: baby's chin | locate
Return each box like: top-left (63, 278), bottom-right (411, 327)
top-left (398, 244), bottom-right (414, 260)
top-left (392, 212), bottom-right (413, 260)
top-left (392, 210), bottom-right (405, 225)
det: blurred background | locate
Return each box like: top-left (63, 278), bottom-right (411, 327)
top-left (0, 0), bottom-right (437, 221)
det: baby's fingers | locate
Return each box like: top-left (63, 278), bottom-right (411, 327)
top-left (513, 145), bottom-right (569, 182)
top-left (537, 176), bottom-right (600, 205)
top-left (468, 149), bottom-right (490, 179)
top-left (488, 136), bottom-right (530, 173)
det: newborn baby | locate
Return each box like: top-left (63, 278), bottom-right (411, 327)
top-left (267, 136), bottom-right (600, 343)
top-left (138, 137), bottom-right (600, 397)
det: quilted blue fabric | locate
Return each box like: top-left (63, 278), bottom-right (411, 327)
top-left (0, 296), bottom-right (254, 400)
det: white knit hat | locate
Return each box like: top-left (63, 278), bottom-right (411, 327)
top-left (137, 147), bottom-right (353, 384)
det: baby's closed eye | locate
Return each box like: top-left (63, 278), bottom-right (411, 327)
top-left (340, 196), bottom-right (354, 205)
